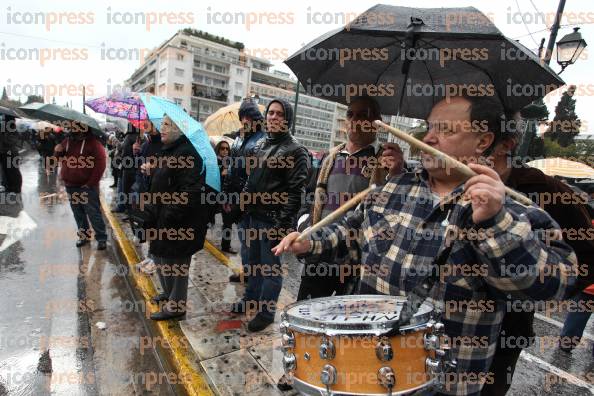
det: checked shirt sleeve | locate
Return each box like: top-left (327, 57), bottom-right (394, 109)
top-left (474, 204), bottom-right (577, 301)
top-left (301, 203), bottom-right (365, 266)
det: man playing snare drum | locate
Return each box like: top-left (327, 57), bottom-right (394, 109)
top-left (273, 95), bottom-right (577, 396)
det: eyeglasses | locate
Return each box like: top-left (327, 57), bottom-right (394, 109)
top-left (219, 146), bottom-right (230, 151)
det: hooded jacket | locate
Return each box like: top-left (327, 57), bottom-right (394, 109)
top-left (243, 98), bottom-right (309, 232)
top-left (223, 100), bottom-right (265, 196)
top-left (57, 134), bottom-right (106, 188)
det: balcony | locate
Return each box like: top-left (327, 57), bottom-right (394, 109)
top-left (191, 84), bottom-right (227, 103)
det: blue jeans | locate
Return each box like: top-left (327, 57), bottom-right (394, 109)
top-left (242, 216), bottom-right (283, 321)
top-left (560, 291), bottom-right (594, 353)
top-left (66, 186), bottom-right (107, 242)
top-left (238, 216), bottom-right (249, 273)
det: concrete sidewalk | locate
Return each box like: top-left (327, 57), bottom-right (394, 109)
top-left (101, 186), bottom-right (301, 396)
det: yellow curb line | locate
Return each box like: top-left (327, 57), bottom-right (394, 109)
top-left (100, 199), bottom-right (214, 396)
top-left (203, 240), bottom-right (243, 276)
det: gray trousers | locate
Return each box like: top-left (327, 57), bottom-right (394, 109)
top-left (154, 256), bottom-right (192, 308)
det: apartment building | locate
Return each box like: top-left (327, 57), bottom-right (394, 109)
top-left (126, 29), bottom-right (416, 157)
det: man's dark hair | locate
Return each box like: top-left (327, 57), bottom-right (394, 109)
top-left (463, 94), bottom-right (519, 155)
top-left (350, 96), bottom-right (381, 120)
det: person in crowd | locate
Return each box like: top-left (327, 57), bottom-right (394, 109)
top-left (113, 123), bottom-right (140, 213)
top-left (35, 126), bottom-right (58, 174)
top-left (0, 113), bottom-right (23, 192)
top-left (107, 131), bottom-right (123, 189)
top-left (273, 95), bottom-right (577, 396)
top-left (477, 112), bottom-right (594, 395)
top-left (140, 115), bottom-right (213, 321)
top-left (230, 97), bottom-right (309, 332)
top-left (223, 99), bottom-right (265, 282)
top-left (132, 122), bottom-right (162, 275)
top-left (277, 95), bottom-right (400, 391)
top-left (54, 128), bottom-right (107, 250)
top-left (214, 139), bottom-right (236, 254)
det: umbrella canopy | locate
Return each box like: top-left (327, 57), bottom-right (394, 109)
top-left (203, 102), bottom-right (266, 136)
top-left (19, 102), bottom-right (103, 137)
top-left (85, 93), bottom-right (148, 121)
top-left (0, 105), bottom-right (21, 118)
top-left (139, 94), bottom-right (220, 192)
top-left (527, 158), bottom-right (594, 179)
top-left (285, 5), bottom-right (564, 119)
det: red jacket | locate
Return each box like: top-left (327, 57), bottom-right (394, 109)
top-left (56, 135), bottom-right (106, 188)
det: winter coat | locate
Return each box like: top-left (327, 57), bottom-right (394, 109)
top-left (56, 135), bottom-right (106, 188)
top-left (143, 135), bottom-right (212, 259)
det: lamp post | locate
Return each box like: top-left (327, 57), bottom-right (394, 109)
top-left (556, 27), bottom-right (588, 74)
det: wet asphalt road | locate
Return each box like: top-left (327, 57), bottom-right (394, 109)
top-left (0, 151), bottom-right (172, 395)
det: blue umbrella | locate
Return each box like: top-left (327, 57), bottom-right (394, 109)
top-left (139, 94), bottom-right (220, 192)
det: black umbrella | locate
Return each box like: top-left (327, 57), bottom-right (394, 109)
top-left (0, 105), bottom-right (21, 118)
top-left (19, 102), bottom-right (104, 137)
top-left (285, 4), bottom-right (564, 119)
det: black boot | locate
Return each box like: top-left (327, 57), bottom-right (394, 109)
top-left (247, 314), bottom-right (274, 332)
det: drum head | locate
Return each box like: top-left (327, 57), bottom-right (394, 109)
top-left (283, 295), bottom-right (433, 336)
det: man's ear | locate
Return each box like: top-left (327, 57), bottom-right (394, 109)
top-left (476, 132), bottom-right (495, 154)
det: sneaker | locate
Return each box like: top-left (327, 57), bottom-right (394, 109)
top-left (247, 314), bottom-right (274, 332)
top-left (277, 374), bottom-right (293, 391)
top-left (76, 239), bottom-right (89, 248)
top-left (229, 273), bottom-right (241, 283)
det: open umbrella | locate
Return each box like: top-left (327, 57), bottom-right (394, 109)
top-left (139, 94), bottom-right (220, 192)
top-left (85, 92), bottom-right (148, 123)
top-left (527, 158), bottom-right (594, 179)
top-left (19, 102), bottom-right (103, 137)
top-left (285, 5), bottom-right (564, 118)
top-left (203, 102), bottom-right (266, 136)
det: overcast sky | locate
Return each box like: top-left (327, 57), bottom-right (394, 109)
top-left (1, 0), bottom-right (592, 133)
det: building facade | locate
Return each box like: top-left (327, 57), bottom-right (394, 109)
top-left (126, 30), bottom-right (415, 157)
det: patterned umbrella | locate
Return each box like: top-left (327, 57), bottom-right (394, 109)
top-left (84, 92), bottom-right (148, 122)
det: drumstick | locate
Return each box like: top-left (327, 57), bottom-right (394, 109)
top-left (373, 120), bottom-right (534, 206)
top-left (295, 186), bottom-right (373, 242)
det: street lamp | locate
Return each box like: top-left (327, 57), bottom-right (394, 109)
top-left (556, 27), bottom-right (588, 74)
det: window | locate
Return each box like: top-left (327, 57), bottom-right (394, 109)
top-left (174, 98), bottom-right (183, 105)
top-left (177, 53), bottom-right (184, 61)
top-left (174, 83), bottom-right (184, 91)
top-left (234, 95), bottom-right (242, 102)
top-left (175, 68), bottom-right (184, 77)
top-left (159, 68), bottom-right (166, 78)
top-left (214, 65), bottom-right (224, 73)
top-left (236, 68), bottom-right (244, 76)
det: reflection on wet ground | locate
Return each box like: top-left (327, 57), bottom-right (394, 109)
top-left (0, 152), bottom-right (171, 395)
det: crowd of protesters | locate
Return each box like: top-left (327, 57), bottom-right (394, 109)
top-left (3, 92), bottom-right (593, 396)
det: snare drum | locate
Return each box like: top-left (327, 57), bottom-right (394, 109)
top-left (280, 295), bottom-right (447, 395)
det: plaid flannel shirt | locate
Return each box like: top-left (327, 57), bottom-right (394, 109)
top-left (304, 169), bottom-right (577, 396)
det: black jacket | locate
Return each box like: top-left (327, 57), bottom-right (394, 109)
top-left (496, 166), bottom-right (594, 353)
top-left (223, 129), bottom-right (265, 196)
top-left (243, 131), bottom-right (309, 231)
top-left (144, 135), bottom-right (212, 258)
top-left (121, 131), bottom-right (139, 174)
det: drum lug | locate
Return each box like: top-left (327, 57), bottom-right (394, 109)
top-left (423, 333), bottom-right (440, 351)
top-left (283, 353), bottom-right (296, 373)
top-left (319, 337), bottom-right (336, 360)
top-left (425, 357), bottom-right (443, 376)
top-left (375, 338), bottom-right (394, 361)
top-left (281, 331), bottom-right (295, 350)
top-left (377, 366), bottom-right (396, 390)
top-left (320, 364), bottom-right (337, 386)
top-left (279, 320), bottom-right (290, 334)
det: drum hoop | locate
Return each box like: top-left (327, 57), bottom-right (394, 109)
top-left (292, 375), bottom-right (436, 396)
top-left (281, 295), bottom-right (433, 335)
